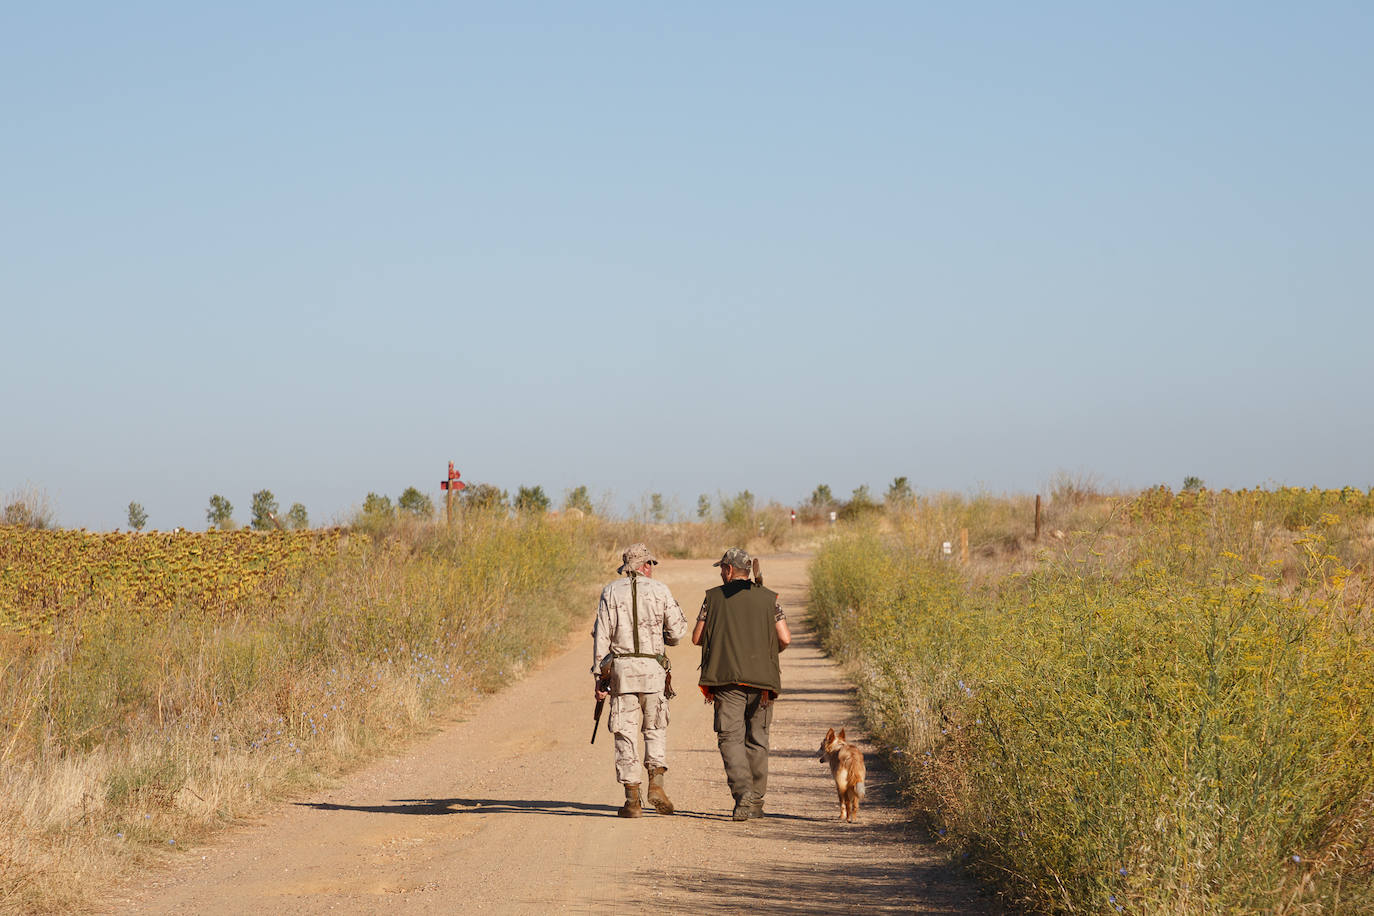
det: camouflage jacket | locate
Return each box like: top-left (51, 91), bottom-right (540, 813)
top-left (591, 574), bottom-right (688, 694)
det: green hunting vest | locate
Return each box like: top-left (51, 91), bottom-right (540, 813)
top-left (697, 580), bottom-right (782, 694)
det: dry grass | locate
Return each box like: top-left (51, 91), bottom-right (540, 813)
top-left (810, 487), bottom-right (1374, 914)
top-left (0, 513), bottom-right (599, 914)
top-left (0, 503), bottom-right (837, 913)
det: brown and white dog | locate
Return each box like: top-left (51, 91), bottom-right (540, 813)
top-left (818, 727), bottom-right (866, 822)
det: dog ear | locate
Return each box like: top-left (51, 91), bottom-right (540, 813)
top-left (838, 728), bottom-right (846, 741)
top-left (825, 728), bottom-right (835, 742)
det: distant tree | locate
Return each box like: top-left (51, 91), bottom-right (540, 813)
top-left (206, 494), bottom-right (234, 530)
top-left (398, 486), bottom-right (435, 518)
top-left (841, 485), bottom-right (879, 520)
top-left (515, 485), bottom-right (550, 514)
top-left (885, 476), bottom-right (914, 507)
top-left (564, 485), bottom-right (594, 515)
top-left (722, 490), bottom-right (755, 529)
top-left (286, 502), bottom-right (310, 529)
top-left (2, 487), bottom-right (55, 529)
top-left (462, 483), bottom-right (508, 512)
top-left (362, 493), bottom-right (394, 517)
top-left (650, 493), bottom-right (667, 523)
top-left (250, 489), bottom-right (280, 530)
top-left (809, 484), bottom-right (834, 507)
top-left (697, 494), bottom-right (711, 520)
top-left (127, 501), bottom-right (148, 531)
top-left (1182, 476), bottom-right (1205, 493)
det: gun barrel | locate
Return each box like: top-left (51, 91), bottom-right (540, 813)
top-left (590, 697), bottom-right (605, 744)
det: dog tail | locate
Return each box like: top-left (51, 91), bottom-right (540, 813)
top-left (855, 781), bottom-right (866, 799)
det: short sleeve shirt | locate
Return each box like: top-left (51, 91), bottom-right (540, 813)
top-left (698, 595), bottom-right (785, 624)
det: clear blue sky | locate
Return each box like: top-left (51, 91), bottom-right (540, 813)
top-left (3, 2), bottom-right (1371, 530)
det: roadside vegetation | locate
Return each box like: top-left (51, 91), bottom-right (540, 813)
top-left (0, 512), bottom-right (600, 913)
top-left (809, 484), bottom-right (1374, 913)
top-left (0, 476), bottom-right (827, 913)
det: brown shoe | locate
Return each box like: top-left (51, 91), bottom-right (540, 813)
top-left (732, 792), bottom-right (763, 821)
top-left (618, 783), bottom-right (643, 818)
top-left (646, 766), bottom-right (674, 815)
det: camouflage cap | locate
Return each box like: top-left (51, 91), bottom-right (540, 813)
top-left (617, 543), bottom-right (658, 574)
top-left (712, 547), bottom-right (752, 570)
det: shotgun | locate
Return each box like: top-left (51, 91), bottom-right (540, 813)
top-left (591, 692), bottom-right (605, 744)
top-left (590, 659), bottom-right (612, 743)
top-left (752, 556), bottom-right (763, 587)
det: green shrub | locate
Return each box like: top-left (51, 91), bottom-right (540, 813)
top-left (205, 494), bottom-right (234, 530)
top-left (810, 493), bottom-right (1374, 914)
top-left (250, 489), bottom-right (280, 530)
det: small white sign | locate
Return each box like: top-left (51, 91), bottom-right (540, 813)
top-left (828, 511), bottom-right (837, 524)
top-left (942, 541), bottom-right (952, 555)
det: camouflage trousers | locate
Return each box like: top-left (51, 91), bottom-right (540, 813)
top-left (610, 691), bottom-right (669, 785)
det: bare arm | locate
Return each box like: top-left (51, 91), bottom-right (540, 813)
top-left (775, 617), bottom-right (792, 651)
top-left (691, 618), bottom-right (705, 646)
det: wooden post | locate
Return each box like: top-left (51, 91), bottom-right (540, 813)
top-left (441, 462), bottom-right (465, 526)
top-left (959, 528), bottom-right (969, 564)
top-left (446, 461), bottom-right (455, 526)
top-left (1034, 494), bottom-right (1042, 540)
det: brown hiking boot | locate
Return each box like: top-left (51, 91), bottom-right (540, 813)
top-left (618, 783), bottom-right (643, 818)
top-left (732, 792), bottom-right (763, 821)
top-left (646, 766), bottom-right (674, 815)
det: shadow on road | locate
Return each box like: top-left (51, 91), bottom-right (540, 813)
top-left (630, 857), bottom-right (1000, 915)
top-left (294, 797), bottom-right (817, 822)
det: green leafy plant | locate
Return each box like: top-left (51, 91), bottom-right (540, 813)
top-left (840, 484), bottom-right (878, 519)
top-left (885, 476), bottom-right (914, 507)
top-left (462, 484), bottom-right (508, 513)
top-left (564, 485), bottom-right (594, 515)
top-left (514, 485), bottom-right (550, 514)
top-left (362, 493), bottom-right (393, 518)
top-left (721, 490), bottom-right (755, 532)
top-left (206, 495), bottom-right (234, 530)
top-left (250, 490), bottom-right (280, 531)
top-left (126, 502), bottom-right (148, 532)
top-left (397, 487), bottom-right (435, 518)
top-left (285, 503), bottom-right (309, 529)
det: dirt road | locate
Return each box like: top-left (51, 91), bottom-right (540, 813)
top-left (109, 553), bottom-right (998, 914)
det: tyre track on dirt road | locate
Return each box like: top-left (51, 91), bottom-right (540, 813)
top-left (109, 553), bottom-right (1000, 914)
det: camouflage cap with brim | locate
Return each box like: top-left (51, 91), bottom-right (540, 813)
top-left (618, 543), bottom-right (659, 574)
top-left (712, 547), bottom-right (752, 570)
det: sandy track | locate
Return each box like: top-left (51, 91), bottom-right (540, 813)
top-left (108, 553), bottom-right (999, 914)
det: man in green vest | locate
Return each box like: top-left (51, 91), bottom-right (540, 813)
top-left (692, 547), bottom-right (792, 820)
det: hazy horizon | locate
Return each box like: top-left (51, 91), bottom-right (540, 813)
top-left (5, 3), bottom-right (1371, 531)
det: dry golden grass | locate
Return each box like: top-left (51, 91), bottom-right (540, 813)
top-left (0, 513), bottom-right (599, 914)
top-left (810, 487), bottom-right (1374, 914)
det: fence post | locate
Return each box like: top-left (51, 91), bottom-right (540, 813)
top-left (1035, 494), bottom-right (1042, 540)
top-left (959, 528), bottom-right (969, 564)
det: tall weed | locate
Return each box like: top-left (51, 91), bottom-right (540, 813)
top-left (810, 489), bottom-right (1374, 914)
top-left (0, 514), bottom-right (598, 913)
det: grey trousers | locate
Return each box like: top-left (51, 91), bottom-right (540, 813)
top-left (711, 686), bottom-right (773, 802)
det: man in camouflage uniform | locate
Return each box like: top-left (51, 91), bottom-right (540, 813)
top-left (592, 543), bottom-right (689, 817)
top-left (693, 547), bottom-right (792, 820)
